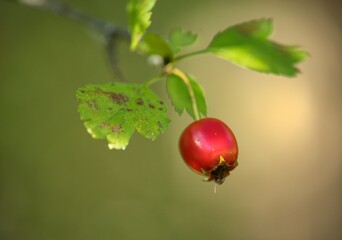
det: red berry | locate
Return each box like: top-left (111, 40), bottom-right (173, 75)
top-left (179, 118), bottom-right (238, 184)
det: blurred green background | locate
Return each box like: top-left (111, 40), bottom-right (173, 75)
top-left (1, 0), bottom-right (341, 239)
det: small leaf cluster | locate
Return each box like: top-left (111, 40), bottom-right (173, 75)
top-left (76, 0), bottom-right (308, 150)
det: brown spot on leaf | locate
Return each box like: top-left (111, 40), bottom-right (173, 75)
top-left (136, 98), bottom-right (144, 106)
top-left (94, 88), bottom-right (129, 105)
top-left (158, 107), bottom-right (164, 111)
top-left (157, 121), bottom-right (163, 129)
top-left (126, 108), bottom-right (133, 112)
top-left (87, 101), bottom-right (98, 109)
top-left (159, 101), bottom-right (164, 105)
top-left (148, 103), bottom-right (155, 109)
top-left (236, 21), bottom-right (261, 36)
top-left (100, 122), bottom-right (110, 128)
top-left (95, 88), bottom-right (103, 94)
top-left (108, 93), bottom-right (129, 104)
top-left (112, 124), bottom-right (123, 133)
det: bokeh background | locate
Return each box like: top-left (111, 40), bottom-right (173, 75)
top-left (1, 0), bottom-right (341, 239)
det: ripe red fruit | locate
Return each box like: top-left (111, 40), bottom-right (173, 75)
top-left (179, 118), bottom-right (238, 184)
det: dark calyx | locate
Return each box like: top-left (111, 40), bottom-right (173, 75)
top-left (211, 165), bottom-right (230, 185)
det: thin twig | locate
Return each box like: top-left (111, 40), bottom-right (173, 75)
top-left (106, 30), bottom-right (130, 82)
top-left (4, 0), bottom-right (130, 81)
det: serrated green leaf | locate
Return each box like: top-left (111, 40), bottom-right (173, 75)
top-left (166, 74), bottom-right (207, 120)
top-left (127, 0), bottom-right (157, 51)
top-left (207, 19), bottom-right (308, 76)
top-left (139, 33), bottom-right (174, 59)
top-left (76, 82), bottom-right (169, 150)
top-left (169, 28), bottom-right (197, 53)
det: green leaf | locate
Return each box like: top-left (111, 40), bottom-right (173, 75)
top-left (139, 33), bottom-right (174, 59)
top-left (207, 19), bottom-right (308, 76)
top-left (76, 82), bottom-right (169, 150)
top-left (190, 75), bottom-right (207, 117)
top-left (166, 74), bottom-right (207, 120)
top-left (127, 0), bottom-right (157, 51)
top-left (169, 28), bottom-right (197, 53)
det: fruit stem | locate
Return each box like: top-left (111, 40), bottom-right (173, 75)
top-left (170, 67), bottom-right (201, 120)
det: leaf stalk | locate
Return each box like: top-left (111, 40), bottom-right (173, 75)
top-left (145, 73), bottom-right (166, 87)
top-left (174, 49), bottom-right (208, 62)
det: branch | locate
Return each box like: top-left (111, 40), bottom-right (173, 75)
top-left (5, 0), bottom-right (130, 81)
